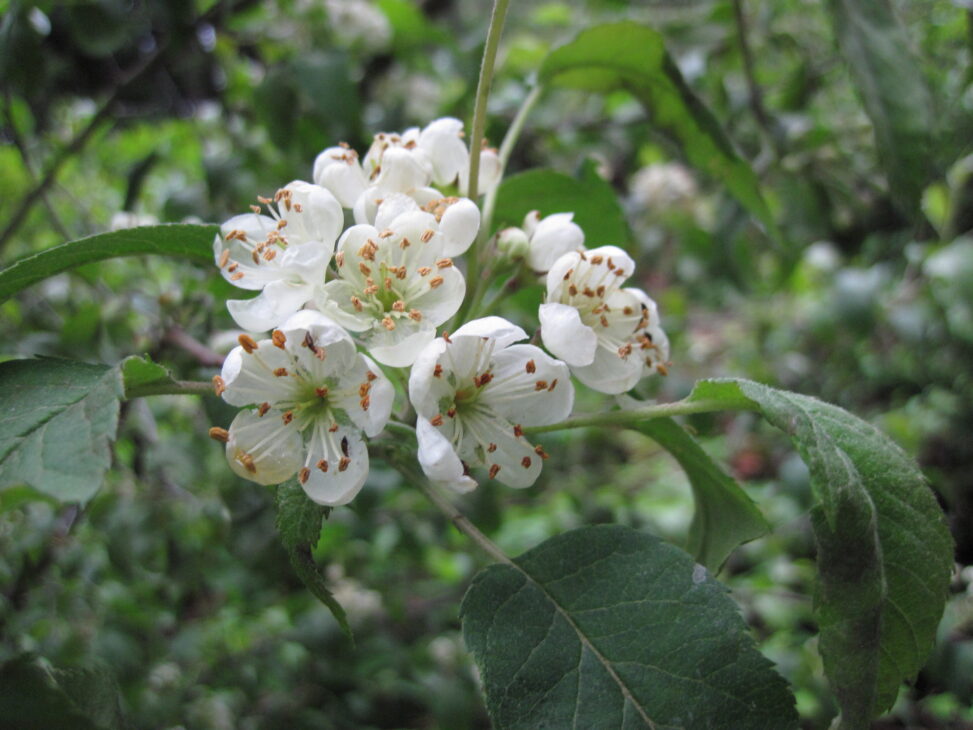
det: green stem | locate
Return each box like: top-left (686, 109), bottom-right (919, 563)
top-left (124, 380), bottom-right (215, 399)
top-left (524, 397), bottom-right (752, 435)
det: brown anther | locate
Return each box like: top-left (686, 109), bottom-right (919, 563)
top-left (258, 402), bottom-right (271, 416)
top-left (263, 249), bottom-right (277, 261)
top-left (282, 411), bottom-right (294, 425)
top-left (273, 367), bottom-right (289, 377)
top-left (579, 251), bottom-right (587, 261)
top-left (409, 309), bottom-right (423, 321)
top-left (446, 406), bottom-right (457, 418)
top-left (339, 141), bottom-right (350, 148)
top-left (392, 300), bottom-right (406, 312)
top-left (249, 205), bottom-right (261, 214)
top-left (607, 257), bottom-right (615, 269)
top-left (230, 272), bottom-right (245, 281)
top-left (212, 375), bottom-right (226, 396)
top-left (328, 422), bottom-right (339, 432)
top-left (534, 380), bottom-right (548, 391)
top-left (299, 467), bottom-right (310, 484)
top-left (272, 330), bottom-right (286, 349)
top-left (379, 229), bottom-right (394, 239)
top-left (335, 251), bottom-right (345, 266)
top-left (317, 459), bottom-right (329, 473)
top-left (359, 262), bottom-right (372, 276)
top-left (404, 139), bottom-right (417, 149)
top-left (433, 364), bottom-right (443, 378)
top-left (488, 464), bottom-right (501, 479)
top-left (475, 372), bottom-right (494, 388)
top-left (583, 287), bottom-right (596, 298)
top-left (218, 249), bottom-right (231, 268)
top-left (363, 285), bottom-right (379, 295)
top-left (257, 195), bottom-right (273, 204)
top-left (277, 219), bottom-right (288, 229)
top-left (615, 269), bottom-right (625, 276)
top-left (562, 268), bottom-right (574, 281)
top-left (240, 452), bottom-right (258, 473)
top-left (315, 387), bottom-right (329, 398)
top-left (600, 315), bottom-right (610, 328)
top-left (596, 285), bottom-right (606, 297)
top-left (548, 379), bottom-right (558, 391)
top-left (420, 229), bottom-right (435, 243)
top-left (442, 331), bottom-right (452, 343)
top-left (359, 382), bottom-right (371, 398)
top-left (429, 276), bottom-right (444, 288)
top-left (435, 258), bottom-right (453, 269)
top-left (340, 437), bottom-right (350, 457)
top-left (417, 266), bottom-right (432, 276)
top-left (525, 359), bottom-right (536, 374)
top-left (430, 414), bottom-right (444, 426)
top-left (360, 395), bottom-right (370, 411)
top-left (618, 343), bottom-right (633, 358)
top-left (568, 284), bottom-right (578, 296)
top-left (227, 263), bottom-right (239, 273)
top-left (293, 203), bottom-right (302, 212)
top-left (513, 424), bottom-right (524, 438)
top-left (534, 445), bottom-right (549, 459)
top-left (399, 237), bottom-right (411, 249)
top-left (623, 306), bottom-right (633, 316)
top-left (338, 457), bottom-right (351, 472)
top-left (366, 371), bottom-right (377, 381)
top-left (382, 316), bottom-right (396, 331)
top-left (251, 251), bottom-right (260, 265)
top-left (521, 456), bottom-right (532, 469)
top-left (208, 427), bottom-right (229, 443)
top-left (487, 443), bottom-right (498, 453)
top-left (590, 255), bottom-right (604, 265)
top-left (656, 363), bottom-right (670, 376)
top-left (238, 334), bottom-right (259, 353)
top-left (384, 277), bottom-right (393, 290)
top-left (351, 296), bottom-right (364, 312)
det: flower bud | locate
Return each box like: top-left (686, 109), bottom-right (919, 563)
top-left (497, 226), bottom-right (530, 260)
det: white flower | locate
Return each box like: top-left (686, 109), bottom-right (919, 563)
top-left (313, 144), bottom-right (367, 208)
top-left (459, 146), bottom-right (501, 197)
top-left (216, 311), bottom-right (394, 506)
top-left (522, 210), bottom-right (585, 272)
top-left (324, 0), bottom-right (392, 52)
top-left (313, 195), bottom-right (472, 366)
top-left (214, 181), bottom-right (343, 332)
top-left (409, 317), bottom-right (574, 492)
top-left (539, 246), bottom-right (669, 394)
top-left (629, 162), bottom-right (697, 210)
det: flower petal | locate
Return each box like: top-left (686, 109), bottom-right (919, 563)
top-left (451, 316), bottom-right (527, 350)
top-left (461, 411), bottom-right (542, 489)
top-left (570, 343), bottom-right (646, 394)
top-left (220, 344), bottom-right (297, 407)
top-left (418, 117), bottom-right (468, 185)
top-left (225, 408), bottom-right (303, 485)
top-left (409, 266), bottom-right (465, 325)
top-left (300, 424), bottom-right (370, 506)
top-left (527, 213), bottom-right (585, 272)
top-left (438, 198), bottom-right (480, 257)
top-left (279, 180), bottom-right (344, 247)
top-left (416, 416), bottom-right (477, 493)
top-left (374, 192), bottom-right (421, 230)
top-left (226, 280), bottom-right (313, 333)
top-left (480, 344), bottom-right (574, 427)
top-left (366, 325), bottom-right (436, 367)
top-left (312, 148), bottom-right (367, 208)
top-left (538, 302), bottom-right (598, 366)
top-left (408, 337), bottom-right (451, 418)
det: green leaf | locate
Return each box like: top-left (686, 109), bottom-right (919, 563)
top-left (120, 355), bottom-right (178, 398)
top-left (0, 223), bottom-right (219, 303)
top-left (687, 379), bottom-right (953, 726)
top-left (0, 358), bottom-right (123, 503)
top-left (827, 0), bottom-right (937, 216)
top-left (275, 481), bottom-right (351, 638)
top-left (0, 655), bottom-right (124, 730)
top-left (493, 162), bottom-right (629, 245)
top-left (462, 525), bottom-right (798, 729)
top-left (637, 417), bottom-right (768, 572)
top-left (539, 22), bottom-right (780, 241)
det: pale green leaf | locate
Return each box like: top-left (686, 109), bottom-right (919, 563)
top-left (120, 355), bottom-right (178, 398)
top-left (462, 525), bottom-right (798, 729)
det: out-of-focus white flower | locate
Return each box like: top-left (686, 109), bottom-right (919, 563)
top-left (522, 210), bottom-right (585, 272)
top-left (313, 195), bottom-right (473, 366)
top-left (539, 246), bottom-right (669, 394)
top-left (409, 317), bottom-right (574, 492)
top-left (214, 311), bottom-right (393, 506)
top-left (313, 144), bottom-right (368, 208)
top-left (214, 181), bottom-right (342, 332)
top-left (458, 145), bottom-right (502, 198)
top-left (110, 211), bottom-right (159, 230)
top-left (324, 0), bottom-right (392, 52)
top-left (629, 162), bottom-right (697, 211)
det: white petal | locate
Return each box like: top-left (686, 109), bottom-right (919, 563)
top-left (226, 280), bottom-right (313, 333)
top-left (408, 337), bottom-right (451, 418)
top-left (225, 409), bottom-right (303, 486)
top-left (571, 344), bottom-right (645, 394)
top-left (366, 325), bottom-right (436, 367)
top-left (416, 416), bottom-right (477, 493)
top-left (585, 245), bottom-right (635, 279)
top-left (459, 148), bottom-right (502, 196)
top-left (280, 309), bottom-right (360, 375)
top-left (220, 344), bottom-right (297, 407)
top-left (538, 302), bottom-right (597, 366)
top-left (410, 266), bottom-right (466, 325)
top-left (481, 344), bottom-right (574, 426)
top-left (373, 146), bottom-right (432, 193)
top-left (418, 117), bottom-right (468, 186)
top-left (279, 180), bottom-right (343, 246)
top-left (452, 316), bottom-right (527, 350)
top-left (545, 250), bottom-right (585, 299)
top-left (522, 210), bottom-right (541, 237)
top-left (461, 411), bottom-right (542, 489)
top-left (527, 213), bottom-right (585, 272)
top-left (361, 357), bottom-right (395, 437)
top-left (312, 148), bottom-right (367, 208)
top-left (300, 424), bottom-right (370, 506)
top-left (313, 280), bottom-right (373, 331)
top-left (438, 198), bottom-right (480, 256)
top-left (374, 192), bottom-right (420, 230)
top-left (353, 187), bottom-right (380, 225)
top-left (215, 214), bottom-right (279, 291)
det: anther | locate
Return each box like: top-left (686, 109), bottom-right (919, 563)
top-left (338, 457), bottom-right (351, 472)
top-left (263, 249), bottom-right (277, 261)
top-left (359, 382), bottom-right (371, 397)
top-left (299, 467), bottom-right (310, 484)
top-left (429, 276), bottom-right (444, 288)
top-left (272, 330), bottom-right (286, 349)
top-left (568, 284), bottom-right (578, 296)
top-left (534, 445), bottom-right (549, 459)
top-left (335, 251), bottom-right (345, 266)
top-left (366, 371), bottom-right (377, 381)
top-left (435, 258), bottom-right (453, 269)
top-left (351, 296), bottom-right (364, 312)
top-left (315, 387), bottom-right (329, 398)
top-left (317, 459), bottom-right (329, 473)
top-left (282, 411), bottom-right (294, 425)
top-left (433, 364), bottom-right (443, 377)
top-left (430, 414), bottom-right (444, 426)
top-left (596, 285), bottom-right (606, 297)
top-left (359, 262), bottom-right (371, 275)
top-left (360, 395), bottom-right (370, 411)
top-left (212, 375), bottom-right (226, 396)
top-left (218, 250), bottom-right (230, 268)
top-left (548, 379), bottom-right (558, 391)
top-left (382, 316), bottom-right (396, 330)
top-left (656, 363), bottom-right (669, 376)
top-left (488, 464), bottom-right (501, 479)
top-left (418, 266), bottom-right (432, 276)
top-left (600, 315), bottom-right (610, 328)
top-left (208, 427), bottom-right (229, 443)
top-left (534, 380), bottom-right (548, 391)
top-left (384, 277), bottom-right (393, 290)
top-left (562, 268), bottom-right (573, 281)
top-left (409, 309), bottom-right (422, 321)
top-left (487, 443), bottom-right (497, 453)
top-left (258, 402), bottom-right (271, 416)
top-left (239, 452), bottom-right (257, 473)
top-left (273, 367), bottom-right (289, 377)
top-left (513, 424), bottom-right (524, 437)
top-left (420, 230), bottom-right (434, 243)
top-left (590, 255), bottom-right (603, 265)
top-left (230, 272), bottom-right (245, 281)
top-left (328, 423), bottom-right (339, 432)
top-left (238, 334), bottom-right (259, 353)
top-left (442, 331), bottom-right (452, 343)
top-left (379, 229), bottom-right (394, 239)
top-left (624, 306), bottom-right (633, 316)
top-left (446, 407), bottom-right (457, 418)
top-left (521, 456), bottom-right (532, 468)
top-left (249, 205), bottom-right (261, 214)
top-left (525, 359), bottom-right (536, 374)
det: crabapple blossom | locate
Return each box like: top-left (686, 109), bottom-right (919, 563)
top-left (212, 311), bottom-right (393, 506)
top-left (313, 195), bottom-right (473, 366)
top-left (214, 181), bottom-right (342, 332)
top-left (539, 245), bottom-right (669, 394)
top-left (409, 317), bottom-right (574, 493)
top-left (522, 210), bottom-right (585, 272)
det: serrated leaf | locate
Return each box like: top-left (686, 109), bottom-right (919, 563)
top-left (120, 355), bottom-right (178, 398)
top-left (687, 379), bottom-right (953, 727)
top-left (275, 481), bottom-right (350, 638)
top-left (0, 358), bottom-right (123, 503)
top-left (539, 22), bottom-right (779, 241)
top-left (0, 223), bottom-right (219, 303)
top-left (493, 162), bottom-right (629, 245)
top-left (0, 654), bottom-right (122, 730)
top-left (637, 417), bottom-right (768, 572)
top-left (827, 0), bottom-right (937, 216)
top-left (462, 525), bottom-right (798, 729)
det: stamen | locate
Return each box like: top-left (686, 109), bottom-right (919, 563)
top-left (273, 367), bottom-right (289, 377)
top-left (329, 423), bottom-right (339, 432)
top-left (272, 330), bottom-right (286, 349)
top-left (239, 452), bottom-right (258, 473)
top-left (317, 459), bottom-right (329, 472)
top-left (430, 414), bottom-right (444, 426)
top-left (230, 272), bottom-right (245, 281)
top-left (488, 464), bottom-right (500, 479)
top-left (590, 255), bottom-right (603, 265)
top-left (513, 424), bottom-right (524, 437)
top-left (351, 296), bottom-right (364, 312)
top-left (563, 268), bottom-right (573, 281)
top-left (208, 427), bottom-right (229, 443)
top-left (359, 262), bottom-right (371, 276)
top-left (359, 382), bottom-right (371, 397)
top-left (212, 375), bottom-right (226, 396)
top-left (600, 315), bottom-right (610, 328)
top-left (238, 334), bottom-right (259, 353)
top-left (420, 230), bottom-right (435, 243)
top-left (379, 229), bottom-right (394, 239)
top-left (487, 443), bottom-right (497, 453)
top-left (568, 284), bottom-right (578, 296)
top-left (335, 251), bottom-right (345, 266)
top-left (525, 360), bottom-right (536, 374)
top-left (316, 386), bottom-right (329, 398)
top-left (258, 402), bottom-right (271, 416)
top-left (360, 395), bottom-right (370, 410)
top-left (429, 276), bottom-right (444, 288)
top-left (433, 364), bottom-right (443, 377)
top-left (534, 380), bottom-right (548, 391)
top-left (299, 467), bottom-right (310, 484)
top-left (446, 407), bottom-right (457, 418)
top-left (409, 309), bottom-right (422, 321)
top-left (534, 445), bottom-right (549, 459)
top-left (436, 258), bottom-right (453, 269)
top-left (366, 371), bottom-right (377, 381)
top-left (521, 456), bottom-right (532, 468)
top-left (382, 316), bottom-right (396, 330)
top-left (282, 411), bottom-right (294, 425)
top-left (418, 266), bottom-right (432, 276)
top-left (548, 379), bottom-right (558, 391)
top-left (218, 249), bottom-right (230, 268)
top-left (338, 456), bottom-right (351, 472)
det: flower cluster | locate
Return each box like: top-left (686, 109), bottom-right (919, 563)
top-left (209, 118), bottom-right (670, 506)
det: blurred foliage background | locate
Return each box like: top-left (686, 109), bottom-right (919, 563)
top-left (1, 0), bottom-right (973, 727)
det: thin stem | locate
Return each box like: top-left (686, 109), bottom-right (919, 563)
top-left (732, 0), bottom-right (778, 153)
top-left (466, 0), bottom-right (512, 203)
top-left (524, 397), bottom-right (753, 435)
top-left (124, 379), bottom-right (215, 400)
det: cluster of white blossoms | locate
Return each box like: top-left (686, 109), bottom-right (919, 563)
top-left (209, 118), bottom-right (669, 506)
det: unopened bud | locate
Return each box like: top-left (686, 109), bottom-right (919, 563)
top-left (497, 226), bottom-right (530, 260)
